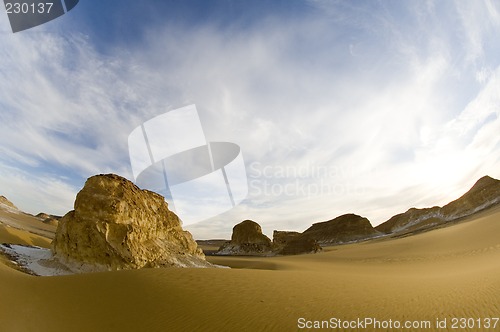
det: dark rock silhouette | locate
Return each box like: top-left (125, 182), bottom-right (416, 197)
top-left (301, 214), bottom-right (381, 245)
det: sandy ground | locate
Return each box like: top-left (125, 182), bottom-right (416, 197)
top-left (0, 207), bottom-right (56, 240)
top-left (0, 207), bottom-right (499, 331)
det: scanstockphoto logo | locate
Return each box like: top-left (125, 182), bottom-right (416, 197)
top-left (128, 105), bottom-right (248, 226)
top-left (3, 0), bottom-right (79, 33)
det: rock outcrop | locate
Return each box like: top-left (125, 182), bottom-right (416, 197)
top-left (36, 213), bottom-right (61, 226)
top-left (440, 176), bottom-right (500, 219)
top-left (231, 220), bottom-right (272, 246)
top-left (0, 196), bottom-right (17, 210)
top-left (216, 220), bottom-right (272, 255)
top-left (52, 174), bottom-right (211, 272)
top-left (272, 230), bottom-right (321, 255)
top-left (301, 214), bottom-right (381, 245)
top-left (278, 236), bottom-right (322, 255)
top-left (216, 221), bottom-right (322, 256)
top-left (375, 207), bottom-right (442, 234)
top-left (376, 175), bottom-right (500, 235)
top-left (272, 230), bottom-right (301, 248)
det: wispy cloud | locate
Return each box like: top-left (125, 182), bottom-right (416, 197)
top-left (0, 1), bottom-right (499, 237)
top-left (0, 160), bottom-right (76, 215)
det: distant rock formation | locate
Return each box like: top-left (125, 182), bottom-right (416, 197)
top-left (216, 221), bottom-right (322, 256)
top-left (231, 220), bottom-right (272, 246)
top-left (52, 174), bottom-right (212, 272)
top-left (301, 214), bottom-right (381, 245)
top-left (278, 235), bottom-right (322, 255)
top-left (271, 230), bottom-right (320, 255)
top-left (216, 220), bottom-right (272, 255)
top-left (0, 196), bottom-right (18, 210)
top-left (272, 230), bottom-right (301, 248)
top-left (36, 213), bottom-right (61, 226)
top-left (440, 176), bottom-right (500, 219)
top-left (375, 207), bottom-right (441, 234)
top-left (376, 175), bottom-right (500, 235)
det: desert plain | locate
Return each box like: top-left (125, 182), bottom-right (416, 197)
top-left (1, 199), bottom-right (499, 331)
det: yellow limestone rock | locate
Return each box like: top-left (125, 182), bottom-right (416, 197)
top-left (52, 174), bottom-right (211, 272)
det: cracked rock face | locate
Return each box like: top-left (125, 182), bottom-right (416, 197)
top-left (52, 174), bottom-right (211, 272)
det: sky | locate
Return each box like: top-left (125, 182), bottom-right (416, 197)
top-left (0, 0), bottom-right (499, 239)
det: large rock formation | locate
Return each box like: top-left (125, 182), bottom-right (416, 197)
top-left (52, 174), bottom-right (211, 272)
top-left (301, 214), bottom-right (381, 245)
top-left (216, 220), bottom-right (272, 255)
top-left (376, 175), bottom-right (500, 235)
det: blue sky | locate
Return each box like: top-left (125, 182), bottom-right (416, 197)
top-left (1, 1), bottom-right (499, 239)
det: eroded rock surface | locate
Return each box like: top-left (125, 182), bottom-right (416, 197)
top-left (278, 236), bottom-right (322, 255)
top-left (272, 230), bottom-right (301, 248)
top-left (52, 174), bottom-right (211, 272)
top-left (0, 196), bottom-right (18, 210)
top-left (36, 213), bottom-right (61, 226)
top-left (217, 221), bottom-right (321, 256)
top-left (217, 220), bottom-right (272, 255)
top-left (376, 175), bottom-right (500, 235)
top-left (301, 214), bottom-right (381, 245)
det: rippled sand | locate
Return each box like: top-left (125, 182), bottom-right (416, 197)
top-left (1, 207), bottom-right (499, 331)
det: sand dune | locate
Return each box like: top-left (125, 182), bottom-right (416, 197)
top-left (0, 224), bottom-right (52, 249)
top-left (0, 206), bottom-right (499, 331)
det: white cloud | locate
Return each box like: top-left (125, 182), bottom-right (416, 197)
top-left (454, 0), bottom-right (500, 63)
top-left (0, 161), bottom-right (76, 215)
top-left (0, 32), bottom-right (144, 175)
top-left (0, 2), bottom-right (499, 238)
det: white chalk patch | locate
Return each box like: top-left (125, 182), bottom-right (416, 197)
top-left (0, 244), bottom-right (72, 276)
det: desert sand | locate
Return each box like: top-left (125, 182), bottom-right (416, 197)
top-left (0, 204), bottom-right (499, 331)
top-left (0, 206), bottom-right (56, 240)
